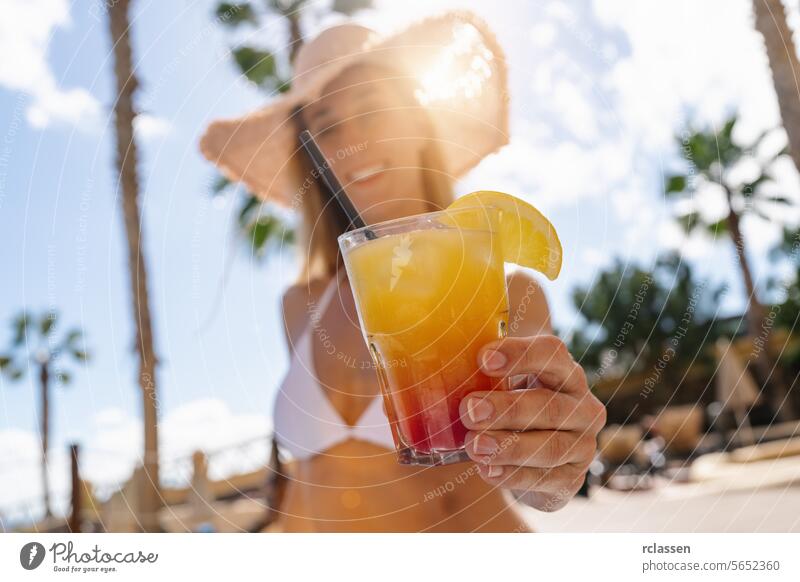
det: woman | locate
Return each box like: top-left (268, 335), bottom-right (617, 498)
top-left (201, 12), bottom-right (606, 532)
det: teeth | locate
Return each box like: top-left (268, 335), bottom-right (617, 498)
top-left (350, 164), bottom-right (385, 182)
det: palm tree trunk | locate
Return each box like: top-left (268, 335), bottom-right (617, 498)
top-left (726, 204), bottom-right (796, 420)
top-left (39, 362), bottom-right (51, 518)
top-left (108, 0), bottom-right (162, 532)
top-left (753, 0), bottom-right (800, 174)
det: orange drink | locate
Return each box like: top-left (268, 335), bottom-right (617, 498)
top-left (339, 207), bottom-right (509, 465)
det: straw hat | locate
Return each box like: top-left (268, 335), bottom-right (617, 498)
top-left (199, 11), bottom-right (509, 206)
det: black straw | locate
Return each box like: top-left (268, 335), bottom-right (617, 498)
top-left (298, 130), bottom-right (375, 238)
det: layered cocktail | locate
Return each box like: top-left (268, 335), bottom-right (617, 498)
top-left (339, 192), bottom-right (562, 465)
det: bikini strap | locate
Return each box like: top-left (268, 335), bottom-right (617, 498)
top-left (306, 270), bottom-right (343, 331)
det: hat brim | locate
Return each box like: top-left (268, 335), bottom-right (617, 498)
top-left (199, 10), bottom-right (510, 206)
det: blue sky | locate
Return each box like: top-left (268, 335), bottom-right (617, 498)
top-left (2, 0), bottom-right (799, 518)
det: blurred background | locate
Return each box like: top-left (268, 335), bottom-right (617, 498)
top-left (1, 0), bottom-right (800, 532)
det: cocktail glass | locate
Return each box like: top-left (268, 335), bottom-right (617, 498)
top-left (339, 207), bottom-right (509, 465)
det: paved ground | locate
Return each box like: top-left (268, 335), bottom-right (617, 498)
top-left (526, 483), bottom-right (800, 532)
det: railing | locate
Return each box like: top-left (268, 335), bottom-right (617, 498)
top-left (0, 433), bottom-right (272, 532)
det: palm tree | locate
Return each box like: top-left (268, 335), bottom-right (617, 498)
top-left (665, 115), bottom-right (797, 419)
top-left (0, 311), bottom-right (90, 518)
top-left (752, 0), bottom-right (800, 175)
top-left (107, 0), bottom-right (162, 532)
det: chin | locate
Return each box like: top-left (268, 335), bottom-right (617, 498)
top-left (364, 204), bottom-right (427, 225)
top-left (391, 201), bottom-right (433, 222)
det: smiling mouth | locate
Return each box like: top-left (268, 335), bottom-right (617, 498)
top-left (348, 162), bottom-right (386, 184)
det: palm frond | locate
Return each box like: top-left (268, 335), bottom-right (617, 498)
top-left (758, 194), bottom-right (794, 206)
top-left (215, 2), bottom-right (257, 27)
top-left (12, 311), bottom-right (31, 346)
top-left (664, 174), bottom-right (688, 196)
top-left (61, 329), bottom-right (83, 349)
top-left (677, 210), bottom-right (702, 234)
top-left (211, 173), bottom-right (231, 195)
top-left (705, 218), bottom-right (729, 237)
top-left (232, 46), bottom-right (284, 89)
top-left (40, 311), bottom-right (57, 336)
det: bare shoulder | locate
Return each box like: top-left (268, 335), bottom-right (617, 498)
top-left (281, 279), bottom-right (327, 350)
top-left (505, 270), bottom-right (553, 337)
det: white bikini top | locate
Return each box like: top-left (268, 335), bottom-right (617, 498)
top-left (273, 275), bottom-right (395, 460)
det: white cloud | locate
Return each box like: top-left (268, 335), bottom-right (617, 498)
top-left (26, 86), bottom-right (101, 129)
top-left (658, 220), bottom-right (716, 261)
top-left (581, 246), bottom-right (609, 267)
top-left (530, 21), bottom-right (557, 48)
top-left (551, 79), bottom-right (600, 142)
top-left (462, 138), bottom-right (633, 212)
top-left (658, 219), bottom-right (686, 250)
top-left (0, 0), bottom-right (102, 130)
top-left (594, 0), bottom-right (781, 149)
top-left (0, 429), bottom-right (71, 522)
top-left (134, 114), bottom-right (173, 141)
top-left (160, 398), bottom-right (270, 461)
top-left (741, 214), bottom-right (784, 256)
top-left (545, 1), bottom-right (576, 22)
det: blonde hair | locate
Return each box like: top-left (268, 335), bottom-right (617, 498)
top-left (294, 69), bottom-right (455, 283)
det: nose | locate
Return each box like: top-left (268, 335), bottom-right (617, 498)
top-left (341, 116), bottom-right (373, 151)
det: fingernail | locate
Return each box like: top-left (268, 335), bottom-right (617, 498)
top-left (467, 398), bottom-right (494, 423)
top-left (485, 465), bottom-right (504, 478)
top-left (481, 349), bottom-right (507, 371)
top-left (473, 434), bottom-right (498, 455)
